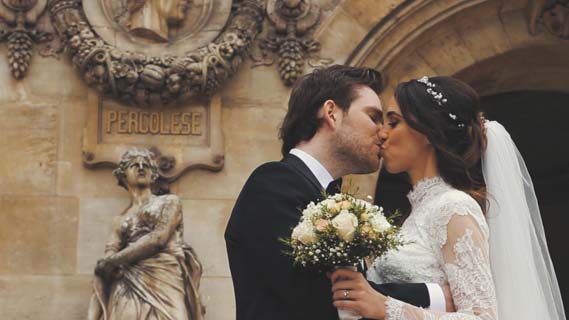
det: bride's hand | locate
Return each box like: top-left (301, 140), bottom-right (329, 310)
top-left (330, 268), bottom-right (387, 319)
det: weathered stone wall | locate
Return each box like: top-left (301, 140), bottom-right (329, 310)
top-left (1, 0), bottom-right (568, 318)
top-left (0, 1), bottom-right (345, 318)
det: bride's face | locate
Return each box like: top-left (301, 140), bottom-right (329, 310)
top-left (379, 96), bottom-right (431, 174)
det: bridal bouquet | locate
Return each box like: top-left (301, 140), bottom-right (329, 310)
top-left (283, 193), bottom-right (402, 271)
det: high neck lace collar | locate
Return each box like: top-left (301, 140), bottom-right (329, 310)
top-left (407, 176), bottom-right (449, 207)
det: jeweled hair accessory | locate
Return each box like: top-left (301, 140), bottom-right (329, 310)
top-left (417, 76), bottom-right (464, 128)
top-left (417, 76), bottom-right (447, 106)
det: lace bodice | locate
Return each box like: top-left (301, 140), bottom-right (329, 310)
top-left (368, 177), bottom-right (497, 320)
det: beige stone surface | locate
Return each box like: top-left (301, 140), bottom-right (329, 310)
top-left (176, 104), bottom-right (284, 200)
top-left (0, 196), bottom-right (79, 274)
top-left (76, 197), bottom-right (130, 274)
top-left (24, 55), bottom-right (89, 99)
top-left (0, 47), bottom-right (20, 104)
top-left (349, 0), bottom-right (472, 69)
top-left (0, 275), bottom-right (93, 319)
top-left (0, 276), bottom-right (235, 320)
top-left (182, 199), bottom-right (234, 277)
top-left (500, 9), bottom-right (561, 49)
top-left (200, 276), bottom-right (236, 320)
top-left (0, 101), bottom-right (58, 195)
top-left (221, 59), bottom-right (289, 107)
top-left (416, 28), bottom-right (477, 75)
top-left (314, 6), bottom-right (368, 64)
top-left (340, 0), bottom-right (401, 30)
top-left (55, 96), bottom-right (134, 197)
top-left (455, 14), bottom-right (512, 62)
top-left (500, 0), bottom-right (529, 12)
top-left (382, 51), bottom-right (437, 87)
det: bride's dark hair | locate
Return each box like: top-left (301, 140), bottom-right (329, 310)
top-left (394, 76), bottom-right (488, 213)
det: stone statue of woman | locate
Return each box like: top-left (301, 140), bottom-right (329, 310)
top-left (125, 0), bottom-right (190, 42)
top-left (87, 148), bottom-right (205, 320)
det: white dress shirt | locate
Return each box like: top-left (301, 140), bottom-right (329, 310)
top-left (289, 148), bottom-right (446, 312)
top-left (289, 148), bottom-right (334, 189)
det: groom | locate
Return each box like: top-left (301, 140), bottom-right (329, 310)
top-left (225, 65), bottom-right (450, 320)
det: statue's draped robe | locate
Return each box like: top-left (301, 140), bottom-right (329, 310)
top-left (94, 195), bottom-right (204, 320)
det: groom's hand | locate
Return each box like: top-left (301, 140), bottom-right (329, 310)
top-left (442, 285), bottom-right (456, 312)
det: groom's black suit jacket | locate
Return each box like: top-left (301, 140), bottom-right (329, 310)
top-left (225, 154), bottom-right (430, 320)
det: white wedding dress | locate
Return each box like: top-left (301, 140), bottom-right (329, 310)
top-left (368, 176), bottom-right (497, 320)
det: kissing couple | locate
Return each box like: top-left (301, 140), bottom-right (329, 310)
top-left (225, 65), bottom-right (566, 320)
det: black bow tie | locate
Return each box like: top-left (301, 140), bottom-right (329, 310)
top-left (325, 178), bottom-right (343, 195)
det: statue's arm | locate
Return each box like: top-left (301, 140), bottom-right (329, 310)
top-left (105, 195), bottom-right (182, 267)
top-left (88, 217), bottom-right (124, 320)
top-left (104, 216), bottom-right (123, 257)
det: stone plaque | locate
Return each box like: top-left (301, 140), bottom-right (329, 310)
top-left (83, 92), bottom-right (224, 178)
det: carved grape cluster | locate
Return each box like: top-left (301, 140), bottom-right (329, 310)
top-left (278, 39), bottom-right (305, 85)
top-left (7, 32), bottom-right (33, 79)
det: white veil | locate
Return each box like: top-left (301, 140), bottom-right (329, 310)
top-left (482, 121), bottom-right (566, 320)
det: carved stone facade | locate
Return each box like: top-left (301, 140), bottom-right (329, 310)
top-left (1, 0), bottom-right (568, 319)
top-left (0, 0), bottom-right (51, 79)
top-left (255, 0), bottom-right (331, 86)
top-left (82, 92), bottom-right (225, 195)
top-left (529, 0), bottom-right (569, 39)
top-left (48, 0), bottom-right (264, 106)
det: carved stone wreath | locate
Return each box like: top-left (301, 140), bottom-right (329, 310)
top-left (49, 0), bottom-right (264, 106)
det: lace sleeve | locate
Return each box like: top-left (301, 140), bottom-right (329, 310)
top-left (385, 198), bottom-right (498, 320)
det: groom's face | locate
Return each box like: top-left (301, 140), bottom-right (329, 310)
top-left (333, 86), bottom-right (383, 174)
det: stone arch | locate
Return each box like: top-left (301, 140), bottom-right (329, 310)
top-left (316, 0), bottom-right (569, 196)
top-left (349, 0), bottom-right (569, 98)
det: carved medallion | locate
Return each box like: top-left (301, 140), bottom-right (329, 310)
top-left (113, 0), bottom-right (191, 43)
top-left (85, 0), bottom-right (232, 55)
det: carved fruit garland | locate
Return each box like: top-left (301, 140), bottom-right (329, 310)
top-left (49, 0), bottom-right (264, 106)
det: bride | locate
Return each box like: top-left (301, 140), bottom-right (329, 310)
top-left (330, 76), bottom-right (566, 320)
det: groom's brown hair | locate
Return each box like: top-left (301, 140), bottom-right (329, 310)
top-left (279, 65), bottom-right (383, 157)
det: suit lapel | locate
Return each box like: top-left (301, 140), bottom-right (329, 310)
top-left (282, 154), bottom-right (324, 196)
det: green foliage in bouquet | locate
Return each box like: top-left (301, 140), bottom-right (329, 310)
top-left (281, 193), bottom-right (403, 271)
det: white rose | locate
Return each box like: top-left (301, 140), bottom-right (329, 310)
top-left (339, 200), bottom-right (352, 210)
top-left (356, 199), bottom-right (372, 209)
top-left (302, 204), bottom-right (318, 219)
top-left (323, 199), bottom-right (341, 213)
top-left (370, 214), bottom-right (391, 233)
top-left (332, 210), bottom-right (358, 241)
top-left (292, 220), bottom-right (316, 244)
